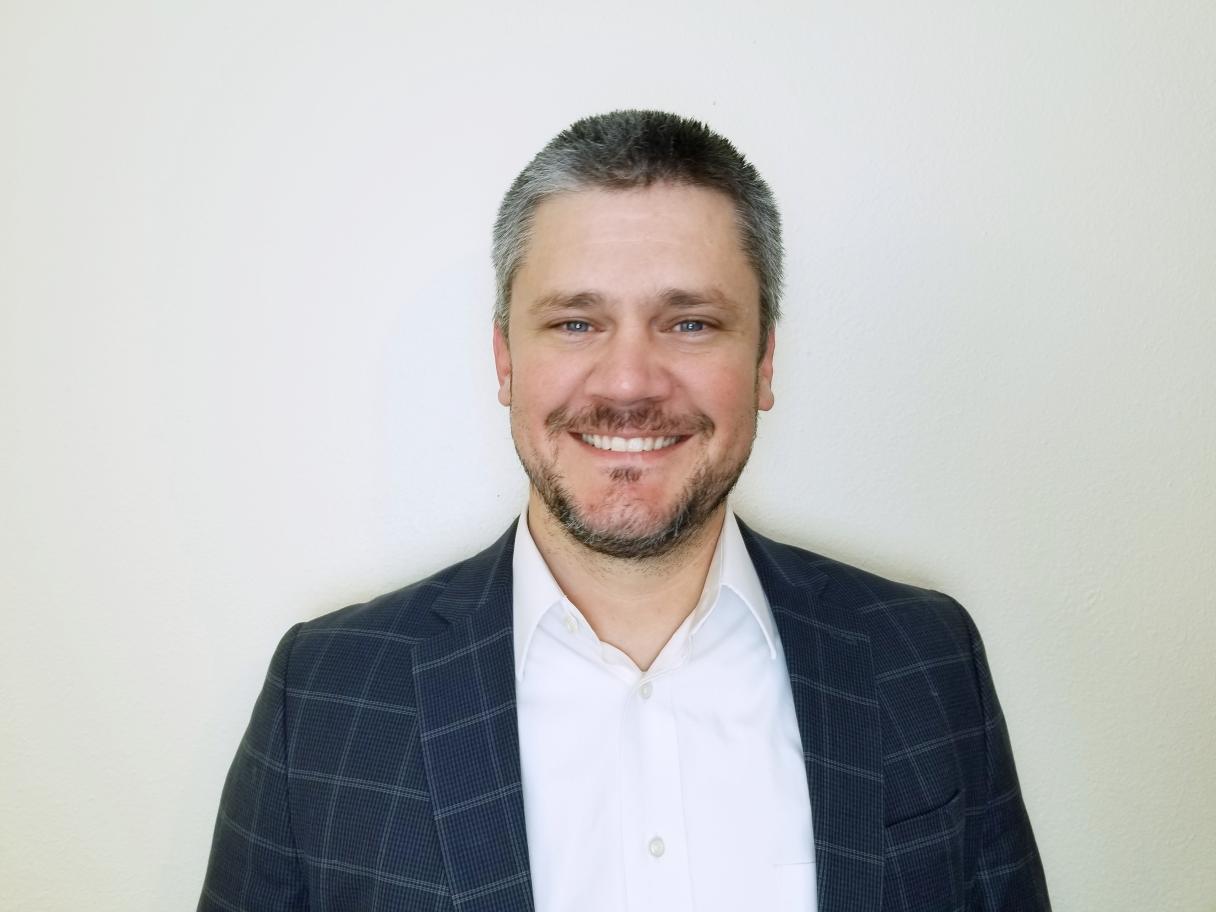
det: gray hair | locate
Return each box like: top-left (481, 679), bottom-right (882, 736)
top-left (491, 110), bottom-right (783, 345)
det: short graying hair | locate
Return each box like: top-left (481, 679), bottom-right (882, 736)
top-left (492, 110), bottom-right (783, 344)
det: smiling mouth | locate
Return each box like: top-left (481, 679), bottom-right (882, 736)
top-left (576, 433), bottom-right (685, 453)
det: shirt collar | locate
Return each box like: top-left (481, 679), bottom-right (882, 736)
top-left (511, 507), bottom-right (779, 680)
top-left (511, 509), bottom-right (567, 681)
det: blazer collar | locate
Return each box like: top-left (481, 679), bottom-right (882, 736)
top-left (412, 521), bottom-right (536, 911)
top-left (739, 520), bottom-right (884, 912)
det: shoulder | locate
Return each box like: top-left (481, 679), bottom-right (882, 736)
top-left (746, 523), bottom-right (993, 744)
top-left (740, 522), bottom-right (980, 671)
top-left (274, 522), bottom-right (517, 688)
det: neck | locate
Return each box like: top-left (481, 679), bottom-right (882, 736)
top-left (526, 490), bottom-right (726, 671)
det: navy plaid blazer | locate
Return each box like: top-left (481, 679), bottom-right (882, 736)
top-left (199, 520), bottom-right (1050, 911)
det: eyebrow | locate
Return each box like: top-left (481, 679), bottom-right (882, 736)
top-left (658, 287), bottom-right (739, 311)
top-left (528, 287), bottom-right (740, 316)
top-left (528, 291), bottom-right (606, 316)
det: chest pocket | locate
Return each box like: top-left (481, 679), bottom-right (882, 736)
top-left (882, 790), bottom-right (965, 912)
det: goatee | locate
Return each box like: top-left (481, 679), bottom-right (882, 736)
top-left (515, 405), bottom-right (756, 561)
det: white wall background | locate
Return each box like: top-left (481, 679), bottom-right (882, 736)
top-left (2, 1), bottom-right (1213, 909)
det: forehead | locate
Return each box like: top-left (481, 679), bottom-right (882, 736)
top-left (512, 183), bottom-right (759, 316)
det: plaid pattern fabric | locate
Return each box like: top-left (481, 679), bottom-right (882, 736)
top-left (199, 520), bottom-right (1050, 911)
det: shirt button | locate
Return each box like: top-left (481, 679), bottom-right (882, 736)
top-left (639, 681), bottom-right (653, 700)
top-left (648, 836), bottom-right (665, 858)
top-left (563, 614), bottom-right (578, 634)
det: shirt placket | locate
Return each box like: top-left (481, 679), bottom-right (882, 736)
top-left (619, 641), bottom-right (695, 912)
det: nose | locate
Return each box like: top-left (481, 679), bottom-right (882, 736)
top-left (583, 324), bottom-right (673, 405)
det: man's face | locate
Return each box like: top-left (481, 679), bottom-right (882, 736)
top-left (493, 182), bottom-right (775, 559)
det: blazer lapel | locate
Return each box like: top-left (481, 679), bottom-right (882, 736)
top-left (412, 523), bottom-right (535, 911)
top-left (741, 522), bottom-right (884, 912)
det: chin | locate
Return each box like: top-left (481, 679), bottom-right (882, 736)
top-left (548, 481), bottom-right (719, 561)
top-left (576, 497), bottom-right (673, 540)
top-left (520, 438), bottom-right (742, 561)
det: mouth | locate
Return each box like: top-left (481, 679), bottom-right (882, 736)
top-left (574, 433), bottom-right (687, 454)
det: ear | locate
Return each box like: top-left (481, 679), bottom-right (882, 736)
top-left (492, 322), bottom-right (512, 406)
top-left (757, 330), bottom-right (775, 411)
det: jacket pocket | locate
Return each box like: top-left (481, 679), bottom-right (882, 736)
top-left (882, 790), bottom-right (965, 912)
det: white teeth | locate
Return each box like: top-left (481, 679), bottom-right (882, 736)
top-left (579, 434), bottom-right (680, 452)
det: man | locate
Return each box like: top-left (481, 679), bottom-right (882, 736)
top-left (199, 110), bottom-right (1050, 911)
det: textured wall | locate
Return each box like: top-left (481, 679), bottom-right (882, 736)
top-left (2, 2), bottom-right (1213, 909)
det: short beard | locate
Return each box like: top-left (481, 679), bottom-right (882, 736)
top-left (514, 405), bottom-right (756, 561)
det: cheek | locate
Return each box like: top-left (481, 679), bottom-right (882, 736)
top-left (517, 357), bottom-right (583, 407)
top-left (512, 365), bottom-right (577, 430)
top-left (694, 372), bottom-right (758, 424)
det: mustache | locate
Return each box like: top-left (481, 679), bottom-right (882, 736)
top-left (545, 405), bottom-right (714, 437)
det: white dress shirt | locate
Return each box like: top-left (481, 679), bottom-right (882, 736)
top-left (513, 509), bottom-right (817, 912)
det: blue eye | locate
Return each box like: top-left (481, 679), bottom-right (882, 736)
top-left (561, 320), bottom-right (592, 333)
top-left (676, 320), bottom-right (706, 332)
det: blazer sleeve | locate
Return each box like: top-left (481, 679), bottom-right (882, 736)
top-left (962, 608), bottom-right (1052, 911)
top-left (198, 624), bottom-right (309, 912)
